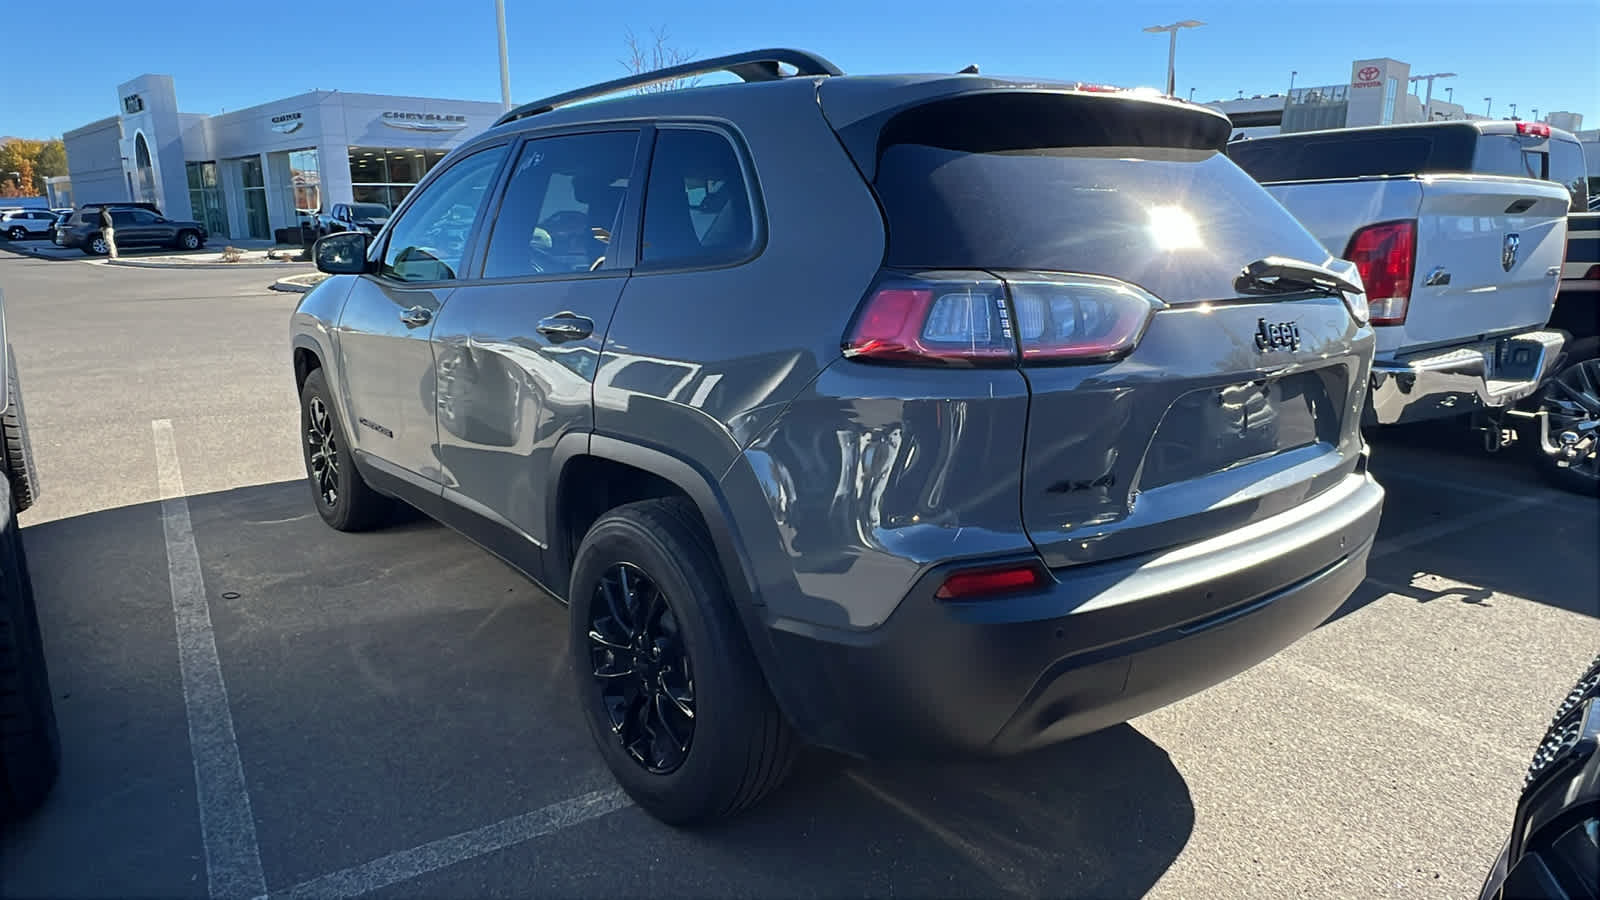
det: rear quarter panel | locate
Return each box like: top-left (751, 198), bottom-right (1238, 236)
top-left (593, 82), bottom-right (887, 480)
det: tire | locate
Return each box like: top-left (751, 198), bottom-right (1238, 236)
top-left (299, 368), bottom-right (392, 531)
top-left (1532, 344), bottom-right (1600, 496)
top-left (86, 235), bottom-right (107, 256)
top-left (0, 479), bottom-right (60, 822)
top-left (6, 227), bottom-right (24, 241)
top-left (569, 497), bottom-right (796, 825)
top-left (177, 230), bottom-right (201, 251)
top-left (2, 352), bottom-right (38, 514)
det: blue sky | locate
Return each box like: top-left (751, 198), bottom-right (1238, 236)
top-left (5, 0), bottom-right (1597, 139)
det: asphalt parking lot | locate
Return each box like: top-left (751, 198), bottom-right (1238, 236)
top-left (0, 245), bottom-right (1596, 899)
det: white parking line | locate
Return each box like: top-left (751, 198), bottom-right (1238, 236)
top-left (276, 787), bottom-right (632, 899)
top-left (154, 419), bottom-right (267, 900)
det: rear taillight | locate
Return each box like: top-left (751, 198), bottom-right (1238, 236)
top-left (1008, 274), bottom-right (1162, 362)
top-left (843, 274), bottom-right (1013, 365)
top-left (1344, 220), bottom-right (1416, 326)
top-left (1516, 121), bottom-right (1553, 138)
top-left (1584, 265), bottom-right (1600, 280)
top-left (843, 271), bottom-right (1161, 366)
top-left (935, 561), bottom-right (1048, 600)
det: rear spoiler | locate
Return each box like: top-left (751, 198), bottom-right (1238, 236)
top-left (820, 80), bottom-right (1233, 182)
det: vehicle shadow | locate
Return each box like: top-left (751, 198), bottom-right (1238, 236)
top-left (5, 479), bottom-right (1195, 899)
top-left (699, 729), bottom-right (1195, 898)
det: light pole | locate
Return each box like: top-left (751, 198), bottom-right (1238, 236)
top-left (1445, 86), bottom-right (1454, 104)
top-left (1188, 87), bottom-right (1195, 102)
top-left (1407, 72), bottom-right (1456, 121)
top-left (1288, 70), bottom-right (1297, 94)
top-left (1484, 97), bottom-right (1493, 117)
top-left (495, 0), bottom-right (512, 111)
top-left (1532, 107), bottom-right (1539, 121)
top-left (1142, 20), bottom-right (1204, 97)
top-left (1509, 102), bottom-right (1518, 119)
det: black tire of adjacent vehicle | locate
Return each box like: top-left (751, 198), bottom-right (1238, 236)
top-left (569, 498), bottom-right (796, 825)
top-left (177, 231), bottom-right (201, 251)
top-left (6, 227), bottom-right (24, 241)
top-left (3, 353), bottom-right (38, 515)
top-left (299, 368), bottom-right (392, 531)
top-left (86, 234), bottom-right (107, 256)
top-left (0, 478), bottom-right (60, 822)
top-left (1534, 341), bottom-right (1600, 497)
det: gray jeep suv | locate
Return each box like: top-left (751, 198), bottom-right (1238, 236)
top-left (292, 49), bottom-right (1386, 825)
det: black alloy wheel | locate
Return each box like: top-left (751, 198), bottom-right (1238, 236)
top-left (306, 395), bottom-right (339, 508)
top-left (587, 562), bottom-right (695, 774)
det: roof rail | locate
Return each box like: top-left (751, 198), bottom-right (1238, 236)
top-left (494, 48), bottom-right (843, 126)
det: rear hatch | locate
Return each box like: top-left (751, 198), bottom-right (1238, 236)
top-left (823, 84), bottom-right (1373, 567)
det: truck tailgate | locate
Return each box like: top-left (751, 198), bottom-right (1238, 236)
top-left (1265, 175), bottom-right (1569, 352)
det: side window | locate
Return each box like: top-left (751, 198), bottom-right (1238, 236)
top-left (1550, 139), bottom-right (1590, 212)
top-left (130, 210), bottom-right (159, 225)
top-left (640, 129), bottom-right (756, 268)
top-left (111, 210), bottom-right (135, 226)
top-left (481, 131), bottom-right (638, 279)
top-left (380, 145), bottom-right (507, 283)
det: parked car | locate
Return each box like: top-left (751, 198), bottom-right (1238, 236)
top-left (1228, 121), bottom-right (1578, 488)
top-left (56, 207), bottom-right (207, 255)
top-left (53, 202), bottom-right (164, 246)
top-left (315, 202), bottom-right (390, 237)
top-left (0, 210), bottom-right (59, 241)
top-left (0, 287), bottom-right (55, 823)
top-left (293, 49), bottom-right (1385, 825)
top-left (1477, 652), bottom-right (1600, 899)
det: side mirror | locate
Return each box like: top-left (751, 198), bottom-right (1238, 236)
top-left (315, 231), bottom-right (370, 275)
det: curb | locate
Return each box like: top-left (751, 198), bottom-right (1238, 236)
top-left (106, 258), bottom-right (313, 271)
top-left (270, 279), bottom-right (313, 293)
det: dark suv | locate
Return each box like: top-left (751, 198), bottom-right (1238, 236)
top-left (293, 49), bottom-right (1386, 824)
top-left (57, 205), bottom-right (207, 255)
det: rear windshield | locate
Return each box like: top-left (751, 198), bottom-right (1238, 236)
top-left (874, 144), bottom-right (1330, 303)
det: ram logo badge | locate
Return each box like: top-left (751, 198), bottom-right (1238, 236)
top-left (1502, 232), bottom-right (1520, 272)
top-left (1254, 318), bottom-right (1301, 352)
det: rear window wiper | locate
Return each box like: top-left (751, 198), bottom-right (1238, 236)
top-left (1235, 256), bottom-right (1363, 298)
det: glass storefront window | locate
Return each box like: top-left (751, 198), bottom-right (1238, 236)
top-left (231, 155), bottom-right (270, 240)
top-left (288, 148), bottom-right (321, 219)
top-left (186, 161), bottom-right (228, 238)
top-left (349, 145), bottom-right (449, 218)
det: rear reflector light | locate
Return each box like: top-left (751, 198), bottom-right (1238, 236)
top-left (1009, 274), bottom-right (1162, 362)
top-left (844, 271), bottom-right (1161, 366)
top-left (1516, 121), bottom-right (1553, 138)
top-left (935, 562), bottom-right (1047, 600)
top-left (1344, 221), bottom-right (1416, 326)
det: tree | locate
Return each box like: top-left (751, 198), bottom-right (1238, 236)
top-left (0, 138), bottom-right (64, 196)
top-left (620, 27), bottom-right (700, 93)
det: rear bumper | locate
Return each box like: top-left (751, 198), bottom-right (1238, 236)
top-left (1365, 330), bottom-right (1567, 426)
top-left (762, 471), bottom-right (1385, 759)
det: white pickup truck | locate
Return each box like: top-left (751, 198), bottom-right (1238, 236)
top-left (1229, 121), bottom-right (1585, 490)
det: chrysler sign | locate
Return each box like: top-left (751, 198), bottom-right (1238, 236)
top-left (270, 112), bottom-right (304, 133)
top-left (382, 111), bottom-right (469, 132)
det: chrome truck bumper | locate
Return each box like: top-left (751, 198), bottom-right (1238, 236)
top-left (1364, 330), bottom-right (1567, 427)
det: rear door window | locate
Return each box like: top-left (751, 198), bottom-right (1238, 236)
top-left (874, 142), bottom-right (1330, 303)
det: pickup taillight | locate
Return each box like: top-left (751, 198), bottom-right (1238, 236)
top-left (1344, 220), bottom-right (1417, 326)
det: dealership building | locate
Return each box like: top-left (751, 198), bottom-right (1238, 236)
top-left (60, 74), bottom-right (504, 241)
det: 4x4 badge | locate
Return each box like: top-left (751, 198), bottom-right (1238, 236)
top-left (1254, 318), bottom-right (1300, 352)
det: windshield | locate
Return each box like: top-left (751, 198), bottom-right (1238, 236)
top-left (350, 204), bottom-right (389, 218)
top-left (874, 144), bottom-right (1331, 303)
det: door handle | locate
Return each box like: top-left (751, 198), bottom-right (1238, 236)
top-left (536, 314), bottom-right (594, 340)
top-left (399, 306), bottom-right (433, 328)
